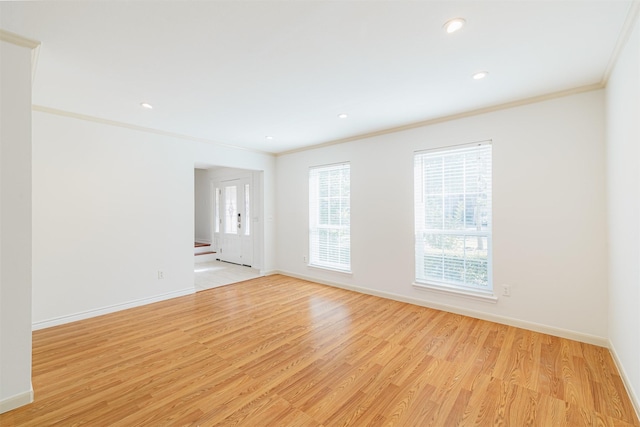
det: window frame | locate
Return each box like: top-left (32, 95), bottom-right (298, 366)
top-left (413, 141), bottom-right (494, 300)
top-left (308, 162), bottom-right (351, 273)
top-left (244, 183), bottom-right (250, 236)
top-left (223, 185), bottom-right (238, 235)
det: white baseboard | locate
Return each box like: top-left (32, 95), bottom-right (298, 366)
top-left (609, 341), bottom-right (640, 420)
top-left (0, 384), bottom-right (33, 414)
top-left (32, 288), bottom-right (195, 330)
top-left (271, 270), bottom-right (608, 347)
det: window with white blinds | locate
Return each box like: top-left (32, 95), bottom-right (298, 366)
top-left (414, 143), bottom-right (492, 292)
top-left (309, 163), bottom-right (351, 272)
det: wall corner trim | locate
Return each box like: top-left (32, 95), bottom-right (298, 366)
top-left (0, 29), bottom-right (40, 49)
top-left (0, 29), bottom-right (41, 83)
top-left (269, 270), bottom-right (609, 347)
top-left (32, 288), bottom-right (195, 331)
top-left (609, 340), bottom-right (640, 421)
top-left (0, 384), bottom-right (34, 414)
top-left (602, 1), bottom-right (640, 85)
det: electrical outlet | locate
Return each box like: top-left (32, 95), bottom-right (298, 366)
top-left (502, 284), bottom-right (511, 297)
top-left (158, 271), bottom-right (164, 280)
top-left (303, 255), bottom-right (307, 263)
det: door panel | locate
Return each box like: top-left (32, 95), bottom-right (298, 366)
top-left (215, 179), bottom-right (252, 266)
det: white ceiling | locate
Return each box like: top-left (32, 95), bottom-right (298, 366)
top-left (1, 1), bottom-right (634, 154)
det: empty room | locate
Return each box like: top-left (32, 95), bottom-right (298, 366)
top-left (1, 0), bottom-right (639, 425)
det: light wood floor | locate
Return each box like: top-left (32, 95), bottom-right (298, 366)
top-left (2, 275), bottom-right (638, 426)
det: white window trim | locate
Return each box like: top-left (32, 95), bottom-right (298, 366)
top-left (414, 139), bottom-right (492, 156)
top-left (413, 281), bottom-right (497, 303)
top-left (307, 263), bottom-right (353, 275)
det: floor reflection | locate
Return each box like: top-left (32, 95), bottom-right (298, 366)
top-left (194, 260), bottom-right (261, 291)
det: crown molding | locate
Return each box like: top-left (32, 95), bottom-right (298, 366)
top-left (32, 105), bottom-right (274, 157)
top-left (276, 83), bottom-right (604, 157)
top-left (33, 84), bottom-right (603, 159)
top-left (0, 29), bottom-right (41, 84)
top-left (0, 29), bottom-right (40, 49)
top-left (602, 0), bottom-right (640, 85)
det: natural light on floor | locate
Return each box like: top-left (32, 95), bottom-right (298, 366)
top-left (194, 260), bottom-right (261, 291)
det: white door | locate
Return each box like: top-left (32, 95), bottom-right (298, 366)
top-left (215, 179), bottom-right (253, 266)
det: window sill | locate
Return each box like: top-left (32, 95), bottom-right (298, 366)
top-left (413, 282), bottom-right (497, 303)
top-left (307, 264), bottom-right (353, 276)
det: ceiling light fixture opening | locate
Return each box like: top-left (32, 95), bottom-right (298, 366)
top-left (338, 113), bottom-right (348, 119)
top-left (140, 102), bottom-right (153, 109)
top-left (444, 18), bottom-right (466, 34)
top-left (265, 136), bottom-right (274, 140)
top-left (472, 71), bottom-right (489, 80)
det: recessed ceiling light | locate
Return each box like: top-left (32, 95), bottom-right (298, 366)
top-left (140, 102), bottom-right (153, 109)
top-left (338, 113), bottom-right (348, 119)
top-left (472, 71), bottom-right (489, 80)
top-left (265, 136), bottom-right (274, 140)
top-left (444, 18), bottom-right (466, 34)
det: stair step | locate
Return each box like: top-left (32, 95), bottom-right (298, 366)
top-left (195, 242), bottom-right (211, 248)
top-left (195, 251), bottom-right (216, 256)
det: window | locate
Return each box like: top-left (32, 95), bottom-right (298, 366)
top-left (244, 183), bottom-right (250, 236)
top-left (214, 187), bottom-right (220, 233)
top-left (414, 143), bottom-right (492, 293)
top-left (309, 163), bottom-right (351, 272)
top-left (224, 185), bottom-right (237, 234)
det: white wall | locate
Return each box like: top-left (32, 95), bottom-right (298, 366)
top-left (194, 168), bottom-right (211, 243)
top-left (0, 40), bottom-right (33, 412)
top-left (32, 111), bottom-right (276, 328)
top-left (276, 90), bottom-right (608, 343)
top-left (606, 11), bottom-right (640, 414)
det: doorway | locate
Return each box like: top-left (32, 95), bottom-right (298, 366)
top-left (193, 166), bottom-right (264, 291)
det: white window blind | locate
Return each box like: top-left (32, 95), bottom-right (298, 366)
top-left (309, 163), bottom-right (351, 272)
top-left (414, 143), bottom-right (492, 291)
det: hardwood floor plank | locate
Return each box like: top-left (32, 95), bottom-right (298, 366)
top-left (539, 334), bottom-right (565, 400)
top-left (1, 275), bottom-right (637, 426)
